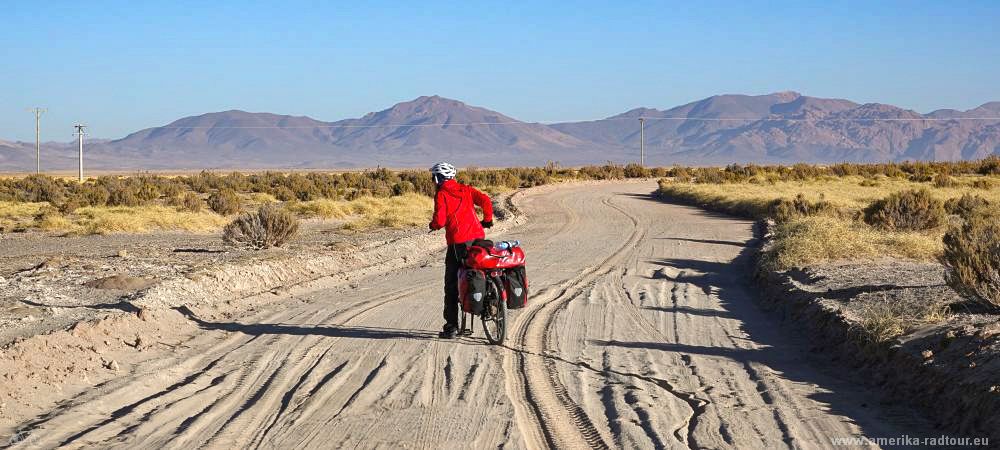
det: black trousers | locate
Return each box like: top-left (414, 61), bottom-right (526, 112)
top-left (443, 242), bottom-right (469, 330)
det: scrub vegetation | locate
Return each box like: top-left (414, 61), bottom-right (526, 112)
top-left (655, 157), bottom-right (1000, 310)
top-left (0, 163), bottom-right (659, 235)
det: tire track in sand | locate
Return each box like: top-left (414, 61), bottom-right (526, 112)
top-left (502, 195), bottom-right (644, 449)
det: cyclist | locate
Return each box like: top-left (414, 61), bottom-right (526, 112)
top-left (428, 162), bottom-right (493, 339)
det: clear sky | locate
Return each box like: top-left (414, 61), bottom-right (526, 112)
top-left (3, 0), bottom-right (999, 141)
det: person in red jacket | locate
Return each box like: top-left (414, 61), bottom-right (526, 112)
top-left (428, 162), bottom-right (493, 339)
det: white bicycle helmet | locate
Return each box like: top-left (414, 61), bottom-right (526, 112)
top-left (430, 162), bottom-right (457, 183)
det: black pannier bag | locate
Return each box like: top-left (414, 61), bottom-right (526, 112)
top-left (504, 266), bottom-right (528, 309)
top-left (459, 268), bottom-right (487, 314)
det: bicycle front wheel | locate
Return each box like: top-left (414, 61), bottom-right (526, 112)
top-left (482, 279), bottom-right (507, 345)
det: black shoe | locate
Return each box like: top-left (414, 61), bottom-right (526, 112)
top-left (458, 328), bottom-right (473, 336)
top-left (438, 328), bottom-right (458, 339)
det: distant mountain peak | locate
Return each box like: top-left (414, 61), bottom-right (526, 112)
top-left (5, 91), bottom-right (1000, 171)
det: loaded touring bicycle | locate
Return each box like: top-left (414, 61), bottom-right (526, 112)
top-left (457, 239), bottom-right (528, 344)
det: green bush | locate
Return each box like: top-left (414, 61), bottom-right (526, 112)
top-left (863, 189), bottom-right (946, 231)
top-left (223, 204), bottom-right (299, 249)
top-left (943, 207), bottom-right (1000, 310)
top-left (207, 189), bottom-right (241, 215)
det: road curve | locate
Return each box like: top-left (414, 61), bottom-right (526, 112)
top-left (14, 181), bottom-right (924, 449)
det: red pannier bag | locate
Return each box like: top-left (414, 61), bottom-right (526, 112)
top-left (465, 242), bottom-right (528, 309)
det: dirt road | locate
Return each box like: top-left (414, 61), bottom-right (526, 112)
top-left (13, 182), bottom-right (926, 449)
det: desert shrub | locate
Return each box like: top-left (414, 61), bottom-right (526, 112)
top-left (623, 163), bottom-right (650, 178)
top-left (107, 187), bottom-right (142, 207)
top-left (159, 181), bottom-right (185, 199)
top-left (57, 196), bottom-right (88, 214)
top-left (207, 189), bottom-right (241, 215)
top-left (16, 175), bottom-right (67, 204)
top-left (579, 164), bottom-right (625, 180)
top-left (286, 174), bottom-right (321, 200)
top-left (77, 184), bottom-right (110, 206)
top-left (863, 189), bottom-right (945, 231)
top-left (971, 178), bottom-right (994, 190)
top-left (943, 207), bottom-right (1000, 310)
top-left (978, 156), bottom-right (1000, 175)
top-left (271, 186), bottom-right (297, 201)
top-left (944, 194), bottom-right (990, 217)
top-left (932, 173), bottom-right (957, 188)
top-left (168, 192), bottom-right (203, 212)
top-left (136, 181), bottom-right (160, 202)
top-left (908, 167), bottom-right (936, 182)
top-left (223, 204), bottom-right (299, 249)
top-left (392, 181), bottom-right (415, 196)
top-left (767, 193), bottom-right (835, 223)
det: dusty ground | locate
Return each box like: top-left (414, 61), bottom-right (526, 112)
top-left (2, 182), bottom-right (954, 448)
top-left (0, 221), bottom-right (416, 346)
top-left (759, 260), bottom-right (1000, 442)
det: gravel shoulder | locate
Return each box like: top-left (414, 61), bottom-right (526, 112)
top-left (0, 220), bottom-right (417, 346)
top-left (757, 258), bottom-right (1000, 443)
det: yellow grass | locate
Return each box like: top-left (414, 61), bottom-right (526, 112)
top-left (661, 175), bottom-right (1000, 215)
top-left (286, 199), bottom-right (352, 219)
top-left (760, 216), bottom-right (941, 270)
top-left (287, 194), bottom-right (435, 230)
top-left (658, 175), bottom-right (1000, 269)
top-left (342, 194), bottom-right (435, 230)
top-left (73, 206), bottom-right (229, 234)
top-left (0, 201), bottom-right (50, 231)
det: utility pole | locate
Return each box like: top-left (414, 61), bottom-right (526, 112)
top-left (74, 124), bottom-right (87, 182)
top-left (638, 117), bottom-right (645, 166)
top-left (28, 108), bottom-right (46, 174)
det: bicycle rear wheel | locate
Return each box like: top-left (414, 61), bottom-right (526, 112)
top-left (482, 279), bottom-right (506, 345)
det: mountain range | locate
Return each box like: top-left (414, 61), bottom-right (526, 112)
top-left (3, 92), bottom-right (999, 171)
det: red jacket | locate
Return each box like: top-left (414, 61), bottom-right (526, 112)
top-left (430, 180), bottom-right (493, 244)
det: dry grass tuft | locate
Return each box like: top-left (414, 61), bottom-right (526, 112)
top-left (943, 207), bottom-right (1000, 310)
top-left (853, 296), bottom-right (950, 350)
top-left (658, 175), bottom-right (1000, 269)
top-left (223, 204), bottom-right (300, 249)
top-left (0, 201), bottom-right (49, 232)
top-left (286, 199), bottom-right (352, 219)
top-left (74, 206), bottom-right (228, 234)
top-left (286, 194), bottom-right (434, 230)
top-left (761, 216), bottom-right (941, 270)
top-left (342, 194), bottom-right (434, 230)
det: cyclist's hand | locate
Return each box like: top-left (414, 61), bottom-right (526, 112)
top-left (481, 220), bottom-right (493, 229)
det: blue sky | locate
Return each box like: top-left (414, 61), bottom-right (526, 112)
top-left (2, 0), bottom-right (998, 141)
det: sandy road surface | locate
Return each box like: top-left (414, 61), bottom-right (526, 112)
top-left (13, 182), bottom-right (927, 449)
